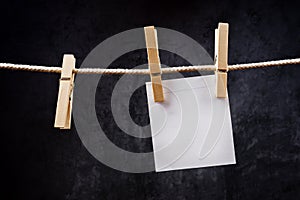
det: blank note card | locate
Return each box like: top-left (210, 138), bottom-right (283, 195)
top-left (146, 75), bottom-right (236, 172)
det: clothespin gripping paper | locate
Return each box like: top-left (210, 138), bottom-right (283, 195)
top-left (144, 26), bottom-right (164, 102)
top-left (215, 23), bottom-right (229, 98)
top-left (54, 54), bottom-right (76, 129)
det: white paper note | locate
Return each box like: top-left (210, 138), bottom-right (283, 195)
top-left (146, 75), bottom-right (236, 172)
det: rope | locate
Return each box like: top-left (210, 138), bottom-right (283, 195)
top-left (228, 58), bottom-right (300, 71)
top-left (74, 65), bottom-right (216, 74)
top-left (0, 63), bottom-right (62, 73)
top-left (0, 58), bottom-right (299, 74)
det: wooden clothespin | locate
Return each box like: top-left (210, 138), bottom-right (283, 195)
top-left (144, 26), bottom-right (164, 102)
top-left (54, 54), bottom-right (76, 129)
top-left (215, 23), bottom-right (229, 98)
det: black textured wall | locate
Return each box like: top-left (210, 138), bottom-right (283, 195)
top-left (1, 0), bottom-right (300, 199)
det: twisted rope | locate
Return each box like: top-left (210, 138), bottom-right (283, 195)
top-left (0, 63), bottom-right (62, 73)
top-left (0, 58), bottom-right (299, 74)
top-left (228, 58), bottom-right (300, 71)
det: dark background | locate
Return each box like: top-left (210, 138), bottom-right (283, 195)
top-left (0, 0), bottom-right (300, 199)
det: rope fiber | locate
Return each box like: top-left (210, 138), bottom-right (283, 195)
top-left (0, 58), bottom-right (299, 75)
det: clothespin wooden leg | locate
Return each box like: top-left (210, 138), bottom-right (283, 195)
top-left (215, 23), bottom-right (229, 98)
top-left (54, 54), bottom-right (76, 129)
top-left (144, 26), bottom-right (164, 102)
